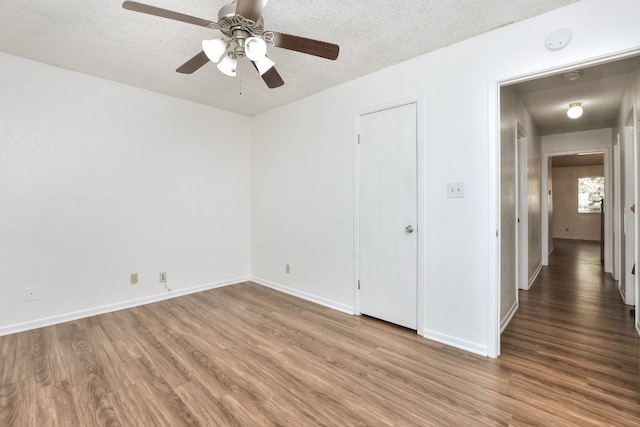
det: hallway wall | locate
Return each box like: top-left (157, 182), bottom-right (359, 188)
top-left (499, 85), bottom-right (542, 329)
top-left (614, 65), bottom-right (640, 307)
top-left (551, 165), bottom-right (604, 241)
top-left (0, 54), bottom-right (252, 334)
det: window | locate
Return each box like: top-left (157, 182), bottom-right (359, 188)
top-left (577, 176), bottom-right (604, 213)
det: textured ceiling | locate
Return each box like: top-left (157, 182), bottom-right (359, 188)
top-left (0, 0), bottom-right (578, 116)
top-left (513, 55), bottom-right (640, 136)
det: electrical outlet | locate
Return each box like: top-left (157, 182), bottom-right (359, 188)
top-left (130, 273), bottom-right (138, 285)
top-left (285, 264), bottom-right (290, 274)
top-left (159, 272), bottom-right (166, 283)
top-left (25, 287), bottom-right (38, 301)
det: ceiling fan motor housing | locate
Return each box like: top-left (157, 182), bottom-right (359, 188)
top-left (217, 1), bottom-right (264, 38)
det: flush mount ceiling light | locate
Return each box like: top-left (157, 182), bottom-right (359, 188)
top-left (567, 102), bottom-right (583, 119)
top-left (122, 0), bottom-right (340, 89)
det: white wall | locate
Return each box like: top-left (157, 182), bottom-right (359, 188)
top-left (542, 129), bottom-right (613, 155)
top-left (615, 66), bottom-right (640, 309)
top-left (499, 86), bottom-right (519, 329)
top-left (251, 0), bottom-right (640, 356)
top-left (499, 85), bottom-right (542, 331)
top-left (3, 0), bottom-right (640, 356)
top-left (0, 54), bottom-right (252, 334)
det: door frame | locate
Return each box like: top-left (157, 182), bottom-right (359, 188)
top-left (488, 42), bottom-right (640, 358)
top-left (353, 94), bottom-right (425, 335)
top-left (516, 124), bottom-right (529, 291)
top-left (634, 105), bottom-right (640, 335)
top-left (623, 105), bottom-right (638, 307)
top-left (613, 134), bottom-right (622, 280)
top-left (541, 148), bottom-right (612, 268)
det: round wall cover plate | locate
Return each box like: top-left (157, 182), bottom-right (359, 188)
top-left (545, 28), bottom-right (571, 50)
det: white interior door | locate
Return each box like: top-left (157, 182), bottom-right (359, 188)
top-left (613, 137), bottom-right (621, 280)
top-left (623, 108), bottom-right (636, 305)
top-left (358, 103), bottom-right (417, 329)
top-left (516, 131), bottom-right (528, 290)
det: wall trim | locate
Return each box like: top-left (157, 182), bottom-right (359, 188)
top-left (0, 276), bottom-right (250, 337)
top-left (422, 328), bottom-right (488, 357)
top-left (619, 284), bottom-right (627, 303)
top-left (252, 276), bottom-right (355, 315)
top-left (489, 39), bottom-right (640, 359)
top-left (255, 277), bottom-right (494, 356)
top-left (501, 300), bottom-right (518, 333)
top-left (528, 263), bottom-right (543, 289)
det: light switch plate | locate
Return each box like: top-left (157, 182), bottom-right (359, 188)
top-left (447, 182), bottom-right (464, 198)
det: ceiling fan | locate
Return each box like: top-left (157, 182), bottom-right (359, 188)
top-left (122, 0), bottom-right (340, 88)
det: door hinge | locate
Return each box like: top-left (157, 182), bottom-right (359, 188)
top-left (357, 134), bottom-right (361, 144)
top-left (357, 279), bottom-right (361, 289)
top-left (496, 230), bottom-right (499, 238)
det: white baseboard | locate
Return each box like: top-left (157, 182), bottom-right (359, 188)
top-left (619, 283), bottom-right (626, 303)
top-left (421, 328), bottom-right (487, 357)
top-left (501, 300), bottom-right (518, 333)
top-left (0, 276), bottom-right (250, 337)
top-left (251, 276), bottom-right (355, 315)
top-left (3, 274), bottom-right (490, 359)
top-left (254, 277), bottom-right (490, 356)
top-left (528, 263), bottom-right (543, 289)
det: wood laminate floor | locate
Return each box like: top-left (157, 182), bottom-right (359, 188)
top-left (1, 239), bottom-right (638, 426)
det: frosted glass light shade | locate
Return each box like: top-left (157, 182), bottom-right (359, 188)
top-left (245, 37), bottom-right (267, 61)
top-left (254, 56), bottom-right (275, 76)
top-left (202, 39), bottom-right (227, 63)
top-left (567, 102), bottom-right (583, 119)
top-left (217, 55), bottom-right (237, 76)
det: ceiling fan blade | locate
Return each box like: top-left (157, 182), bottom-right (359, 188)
top-left (122, 1), bottom-right (215, 28)
top-left (176, 51), bottom-right (210, 74)
top-left (261, 67), bottom-right (284, 88)
top-left (272, 32), bottom-right (339, 60)
top-left (251, 61), bottom-right (284, 88)
top-left (235, 0), bottom-right (267, 23)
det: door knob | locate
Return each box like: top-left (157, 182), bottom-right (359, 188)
top-left (405, 225), bottom-right (414, 233)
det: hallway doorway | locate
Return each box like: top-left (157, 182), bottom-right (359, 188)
top-left (495, 53), bottom-right (640, 357)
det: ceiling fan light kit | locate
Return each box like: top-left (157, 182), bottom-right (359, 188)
top-left (202, 39), bottom-right (228, 63)
top-left (122, 0), bottom-right (340, 88)
top-left (254, 56), bottom-right (275, 76)
top-left (245, 37), bottom-right (268, 61)
top-left (217, 55), bottom-right (238, 76)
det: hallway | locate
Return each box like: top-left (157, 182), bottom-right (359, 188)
top-left (501, 238), bottom-right (639, 425)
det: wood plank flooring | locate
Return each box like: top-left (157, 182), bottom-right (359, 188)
top-left (1, 239), bottom-right (638, 426)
